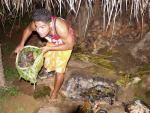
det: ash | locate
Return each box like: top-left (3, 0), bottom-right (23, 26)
top-left (64, 77), bottom-right (118, 104)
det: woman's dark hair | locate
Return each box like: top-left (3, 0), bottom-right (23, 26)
top-left (32, 9), bottom-right (52, 23)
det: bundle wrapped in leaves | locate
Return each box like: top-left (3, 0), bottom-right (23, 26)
top-left (16, 45), bottom-right (44, 84)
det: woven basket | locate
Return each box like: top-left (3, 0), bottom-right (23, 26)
top-left (16, 45), bottom-right (44, 84)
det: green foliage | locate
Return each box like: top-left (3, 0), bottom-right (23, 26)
top-left (15, 104), bottom-right (26, 113)
top-left (4, 66), bottom-right (19, 80)
top-left (135, 65), bottom-right (150, 76)
top-left (33, 85), bottom-right (51, 99)
top-left (116, 73), bottom-right (132, 87)
top-left (20, 14), bottom-right (32, 27)
top-left (133, 95), bottom-right (144, 101)
top-left (0, 87), bottom-right (18, 97)
top-left (1, 39), bottom-right (19, 55)
top-left (72, 53), bottom-right (114, 70)
top-left (2, 44), bottom-right (13, 55)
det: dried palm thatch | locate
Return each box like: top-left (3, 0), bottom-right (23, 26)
top-left (0, 0), bottom-right (149, 31)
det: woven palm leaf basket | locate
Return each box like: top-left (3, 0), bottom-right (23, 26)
top-left (16, 45), bottom-right (44, 87)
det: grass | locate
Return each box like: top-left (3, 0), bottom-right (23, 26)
top-left (1, 43), bottom-right (14, 55)
top-left (72, 52), bottom-right (114, 70)
top-left (0, 86), bottom-right (19, 112)
top-left (116, 73), bottom-right (132, 87)
top-left (33, 85), bottom-right (51, 99)
top-left (0, 86), bottom-right (18, 97)
top-left (0, 87), bottom-right (22, 113)
top-left (4, 66), bottom-right (19, 80)
top-left (133, 95), bottom-right (145, 101)
top-left (135, 65), bottom-right (150, 76)
top-left (15, 104), bottom-right (26, 113)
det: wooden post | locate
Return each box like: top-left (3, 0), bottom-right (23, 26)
top-left (0, 44), bottom-right (5, 87)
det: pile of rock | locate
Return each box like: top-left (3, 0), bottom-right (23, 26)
top-left (62, 76), bottom-right (118, 105)
top-left (124, 100), bottom-right (150, 113)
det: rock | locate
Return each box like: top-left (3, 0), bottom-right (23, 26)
top-left (130, 31), bottom-right (150, 63)
top-left (108, 106), bottom-right (126, 113)
top-left (131, 77), bottom-right (141, 84)
top-left (128, 77), bottom-right (141, 86)
top-left (62, 76), bottom-right (118, 104)
top-left (36, 100), bottom-right (79, 113)
top-left (141, 74), bottom-right (150, 89)
top-left (77, 101), bottom-right (126, 113)
top-left (92, 38), bottom-right (108, 54)
top-left (37, 106), bottom-right (62, 113)
top-left (124, 100), bottom-right (150, 113)
top-left (68, 59), bottom-right (94, 69)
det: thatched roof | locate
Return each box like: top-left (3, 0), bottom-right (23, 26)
top-left (1, 0), bottom-right (149, 16)
top-left (0, 0), bottom-right (149, 30)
